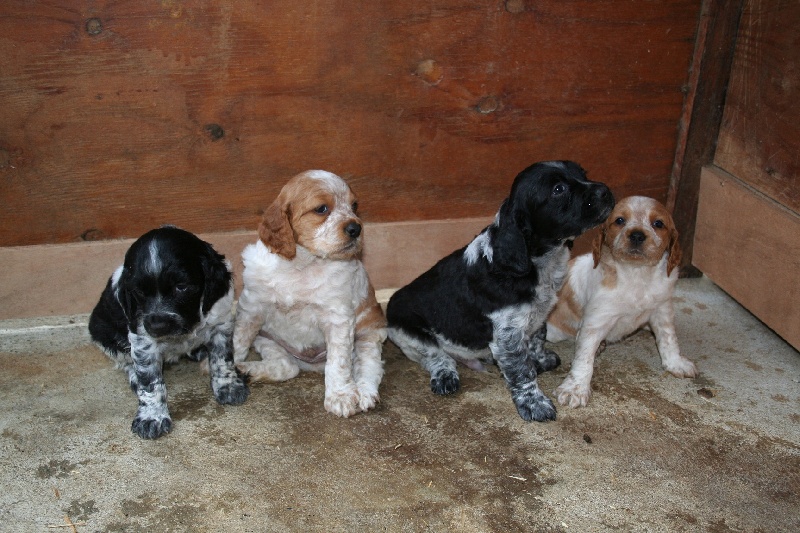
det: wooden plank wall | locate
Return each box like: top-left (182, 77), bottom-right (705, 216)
top-left (0, 0), bottom-right (701, 248)
top-left (691, 0), bottom-right (800, 350)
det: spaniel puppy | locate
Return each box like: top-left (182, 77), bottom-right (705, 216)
top-left (233, 170), bottom-right (387, 418)
top-left (88, 226), bottom-right (249, 439)
top-left (547, 196), bottom-right (698, 408)
top-left (386, 161), bottom-right (614, 422)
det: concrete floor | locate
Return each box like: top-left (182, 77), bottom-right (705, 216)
top-left (0, 277), bottom-right (798, 532)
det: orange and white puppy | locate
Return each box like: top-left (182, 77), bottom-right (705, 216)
top-left (233, 170), bottom-right (387, 418)
top-left (547, 196), bottom-right (697, 408)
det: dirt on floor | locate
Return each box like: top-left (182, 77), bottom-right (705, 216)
top-left (1, 278), bottom-right (798, 532)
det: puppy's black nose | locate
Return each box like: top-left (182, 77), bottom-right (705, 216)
top-left (586, 184), bottom-right (614, 210)
top-left (344, 221), bottom-right (362, 239)
top-left (629, 231), bottom-right (646, 245)
top-left (144, 314), bottom-right (180, 337)
top-left (595, 186), bottom-right (613, 204)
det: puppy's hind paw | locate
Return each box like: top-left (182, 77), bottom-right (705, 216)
top-left (236, 359), bottom-right (300, 383)
top-left (213, 378), bottom-right (250, 405)
top-left (430, 370), bottom-right (460, 395)
top-left (131, 414), bottom-right (172, 439)
top-left (532, 348), bottom-right (561, 374)
top-left (324, 388), bottom-right (360, 418)
top-left (664, 357), bottom-right (698, 379)
top-left (554, 377), bottom-right (591, 408)
top-left (512, 388), bottom-right (557, 422)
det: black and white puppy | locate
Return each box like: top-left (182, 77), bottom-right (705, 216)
top-left (386, 161), bottom-right (614, 421)
top-left (88, 226), bottom-right (249, 439)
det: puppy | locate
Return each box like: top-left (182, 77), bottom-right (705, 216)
top-left (88, 226), bottom-right (249, 439)
top-left (233, 170), bottom-right (387, 418)
top-left (386, 161), bottom-right (614, 422)
top-left (547, 196), bottom-right (698, 408)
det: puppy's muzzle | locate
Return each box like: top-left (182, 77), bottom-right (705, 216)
top-left (143, 313), bottom-right (185, 337)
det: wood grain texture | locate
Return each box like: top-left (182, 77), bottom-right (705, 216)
top-left (714, 0), bottom-right (800, 213)
top-left (0, 0), bottom-right (700, 246)
top-left (693, 166), bottom-right (800, 350)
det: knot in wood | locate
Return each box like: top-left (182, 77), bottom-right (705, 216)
top-left (85, 18), bottom-right (103, 36)
top-left (415, 59), bottom-right (444, 86)
top-left (204, 124), bottom-right (225, 141)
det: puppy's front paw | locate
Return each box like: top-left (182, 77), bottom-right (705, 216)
top-left (664, 356), bottom-right (698, 378)
top-left (324, 387), bottom-right (360, 418)
top-left (131, 412), bottom-right (172, 439)
top-left (512, 387), bottom-right (557, 422)
top-left (554, 375), bottom-right (591, 408)
top-left (213, 377), bottom-right (250, 405)
top-left (430, 370), bottom-right (460, 395)
top-left (356, 385), bottom-right (380, 412)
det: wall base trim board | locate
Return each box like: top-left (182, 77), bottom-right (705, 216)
top-left (693, 166), bottom-right (800, 350)
top-left (0, 218), bottom-right (492, 321)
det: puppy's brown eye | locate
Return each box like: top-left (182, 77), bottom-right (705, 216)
top-left (314, 205), bottom-right (329, 215)
top-left (552, 183), bottom-right (567, 196)
top-left (653, 220), bottom-right (665, 229)
top-left (352, 202), bottom-right (358, 212)
top-left (614, 217), bottom-right (625, 225)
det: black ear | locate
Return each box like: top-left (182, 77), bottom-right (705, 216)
top-left (491, 201), bottom-right (531, 276)
top-left (200, 243), bottom-right (232, 315)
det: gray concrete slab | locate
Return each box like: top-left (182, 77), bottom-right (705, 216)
top-left (0, 277), bottom-right (798, 532)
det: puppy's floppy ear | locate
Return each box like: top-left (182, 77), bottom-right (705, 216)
top-left (258, 198), bottom-right (296, 259)
top-left (200, 243), bottom-right (232, 315)
top-left (591, 227), bottom-right (605, 269)
top-left (492, 200), bottom-right (531, 276)
top-left (113, 269), bottom-right (138, 331)
top-left (666, 226), bottom-right (682, 276)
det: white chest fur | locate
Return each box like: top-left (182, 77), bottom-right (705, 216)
top-left (240, 241), bottom-right (369, 351)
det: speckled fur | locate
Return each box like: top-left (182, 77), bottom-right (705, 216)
top-left (387, 161), bottom-right (615, 421)
top-left (89, 227), bottom-right (248, 439)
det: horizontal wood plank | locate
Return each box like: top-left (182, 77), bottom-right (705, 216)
top-left (0, 215), bottom-right (606, 320)
top-left (0, 218), bottom-right (485, 319)
top-left (693, 166), bottom-right (800, 350)
top-left (0, 0), bottom-right (701, 246)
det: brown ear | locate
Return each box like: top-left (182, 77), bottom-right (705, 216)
top-left (666, 227), bottom-right (682, 276)
top-left (258, 199), bottom-right (296, 259)
top-left (591, 227), bottom-right (605, 269)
